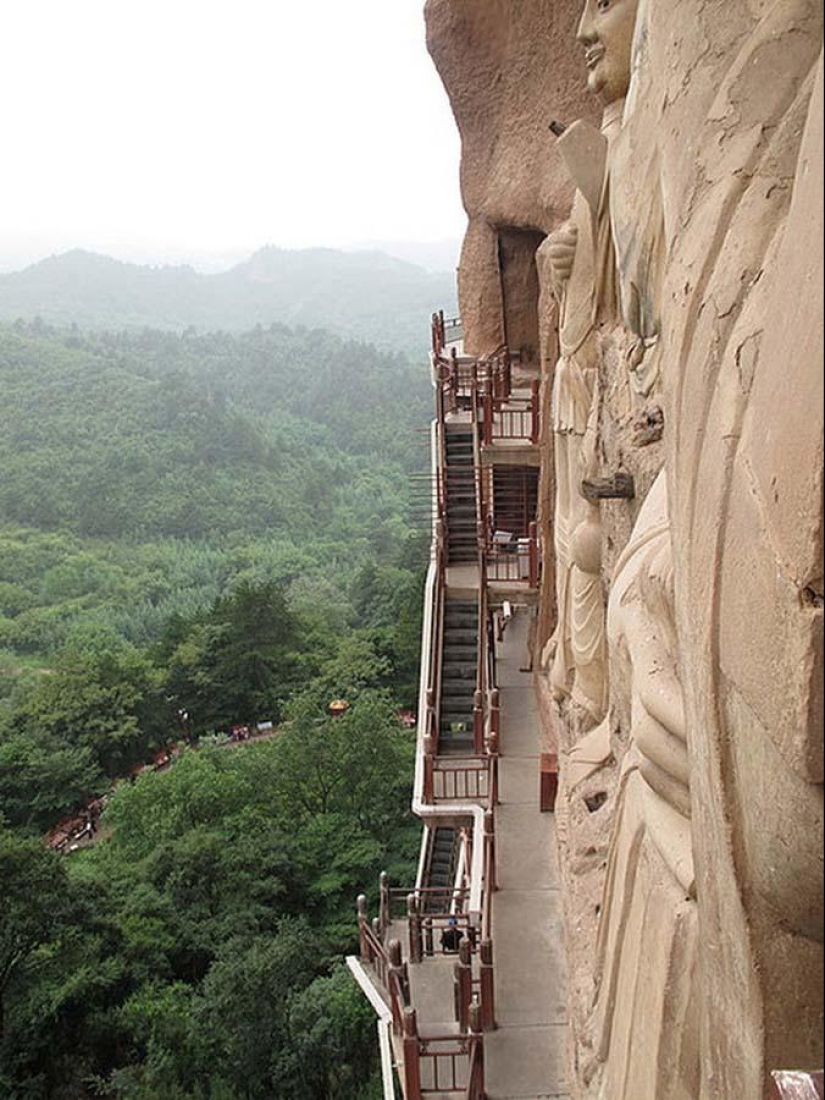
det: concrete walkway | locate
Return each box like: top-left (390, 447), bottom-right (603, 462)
top-left (485, 609), bottom-right (569, 1100)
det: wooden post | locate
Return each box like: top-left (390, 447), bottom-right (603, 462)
top-left (357, 894), bottom-right (369, 961)
top-left (503, 354), bottom-right (512, 399)
top-left (483, 376), bottom-right (494, 445)
top-left (540, 752), bottom-right (559, 812)
top-left (423, 917), bottom-right (435, 958)
top-left (424, 733), bottom-right (436, 802)
top-left (388, 939), bottom-right (407, 1033)
top-left (530, 379), bottom-right (540, 443)
top-left (484, 811), bottom-right (497, 893)
top-left (379, 871), bottom-right (390, 934)
top-left (462, 826), bottom-right (473, 885)
top-left (408, 893), bottom-right (423, 964)
top-left (468, 1000), bottom-right (485, 1098)
top-left (490, 751), bottom-right (500, 808)
top-left (479, 940), bottom-right (497, 1030)
top-left (426, 688), bottom-right (437, 752)
top-left (402, 1009), bottom-right (423, 1100)
top-left (528, 522), bottom-right (539, 588)
top-left (450, 346), bottom-right (459, 412)
top-left (436, 373), bottom-right (445, 426)
top-left (489, 689), bottom-right (500, 744)
top-left (454, 939), bottom-right (473, 1032)
top-left (473, 689), bottom-right (484, 755)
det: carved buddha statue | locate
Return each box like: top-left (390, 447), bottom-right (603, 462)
top-left (541, 0), bottom-right (640, 728)
top-left (577, 1), bottom-right (824, 1097)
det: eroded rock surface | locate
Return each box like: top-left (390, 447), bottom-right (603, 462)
top-left (427, 1), bottom-right (824, 1097)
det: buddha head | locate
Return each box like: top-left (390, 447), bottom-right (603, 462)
top-left (576, 0), bottom-right (639, 105)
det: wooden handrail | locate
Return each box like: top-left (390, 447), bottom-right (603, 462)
top-left (425, 542), bottom-right (446, 755)
top-left (358, 896), bottom-right (412, 1034)
top-left (465, 1028), bottom-right (485, 1100)
top-left (402, 1006), bottom-right (484, 1100)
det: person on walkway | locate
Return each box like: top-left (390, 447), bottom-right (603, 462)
top-left (441, 917), bottom-right (464, 953)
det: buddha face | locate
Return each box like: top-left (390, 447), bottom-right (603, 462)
top-left (576, 0), bottom-right (639, 104)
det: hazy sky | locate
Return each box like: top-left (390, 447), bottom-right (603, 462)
top-left (1, 0), bottom-right (466, 269)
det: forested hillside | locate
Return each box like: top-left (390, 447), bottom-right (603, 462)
top-left (0, 321), bottom-right (429, 539)
top-left (0, 315), bottom-right (432, 1098)
top-left (0, 247), bottom-right (457, 357)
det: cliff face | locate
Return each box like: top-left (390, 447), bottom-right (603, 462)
top-left (427, 2), bottom-right (824, 1098)
top-left (425, 0), bottom-right (596, 359)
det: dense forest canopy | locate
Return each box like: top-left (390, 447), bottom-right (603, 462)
top-left (0, 296), bottom-right (436, 1096)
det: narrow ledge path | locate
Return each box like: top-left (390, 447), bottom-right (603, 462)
top-left (485, 609), bottom-right (569, 1100)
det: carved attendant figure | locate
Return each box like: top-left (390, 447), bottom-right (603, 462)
top-left (543, 0), bottom-right (638, 727)
top-left (582, 2), bottom-right (823, 1098)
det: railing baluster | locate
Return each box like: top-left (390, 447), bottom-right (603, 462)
top-left (468, 1002), bottom-right (485, 1099)
top-left (480, 940), bottom-right (496, 1031)
top-left (483, 375), bottom-right (493, 445)
top-left (484, 811), bottom-right (497, 894)
top-left (379, 871), bottom-right (390, 935)
top-left (403, 1009), bottom-right (423, 1100)
top-left (424, 732), bottom-right (436, 802)
top-left (408, 893), bottom-right (423, 965)
top-left (424, 917), bottom-right (435, 958)
top-left (455, 939), bottom-right (473, 1032)
top-left (473, 688), bottom-right (484, 755)
top-left (489, 688), bottom-right (500, 748)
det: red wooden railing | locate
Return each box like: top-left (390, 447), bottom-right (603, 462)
top-left (380, 873), bottom-right (470, 932)
top-left (428, 755), bottom-right (490, 802)
top-left (357, 897), bottom-right (412, 1035)
top-left (479, 378), bottom-right (540, 446)
top-left (401, 1006), bottom-right (486, 1100)
top-left (484, 522), bottom-right (541, 588)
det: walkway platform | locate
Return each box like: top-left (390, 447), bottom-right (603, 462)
top-left (486, 609), bottom-right (569, 1100)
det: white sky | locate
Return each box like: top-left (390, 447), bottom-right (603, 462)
top-left (1, 0), bottom-right (466, 268)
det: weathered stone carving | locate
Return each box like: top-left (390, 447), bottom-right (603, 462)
top-left (591, 2), bottom-right (823, 1096)
top-left (582, 471), bottom-right (700, 1099)
top-left (426, 0), bottom-right (824, 1095)
top-left (540, 3), bottom-right (635, 725)
top-left (650, 9), bottom-right (824, 1093)
top-left (542, 177), bottom-right (609, 723)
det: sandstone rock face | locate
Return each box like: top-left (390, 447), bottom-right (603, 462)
top-left (425, 0), bottom-right (596, 358)
top-left (427, 1), bottom-right (824, 1098)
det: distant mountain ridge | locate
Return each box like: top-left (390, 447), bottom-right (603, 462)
top-left (0, 246), bottom-right (457, 358)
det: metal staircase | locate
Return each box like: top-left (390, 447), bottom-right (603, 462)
top-left (444, 427), bottom-right (477, 564)
top-left (439, 597), bottom-right (478, 755)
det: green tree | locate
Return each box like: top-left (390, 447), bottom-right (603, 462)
top-left (166, 579), bottom-right (308, 731)
top-left (273, 689), bottom-right (414, 833)
top-left (17, 625), bottom-right (160, 776)
top-left (0, 735), bottom-right (101, 832)
top-left (0, 831), bottom-right (70, 1041)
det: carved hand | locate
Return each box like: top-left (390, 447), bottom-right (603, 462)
top-left (546, 222), bottom-right (578, 292)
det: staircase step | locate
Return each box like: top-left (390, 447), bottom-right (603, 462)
top-left (444, 621), bottom-right (477, 635)
top-left (442, 655), bottom-right (475, 673)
